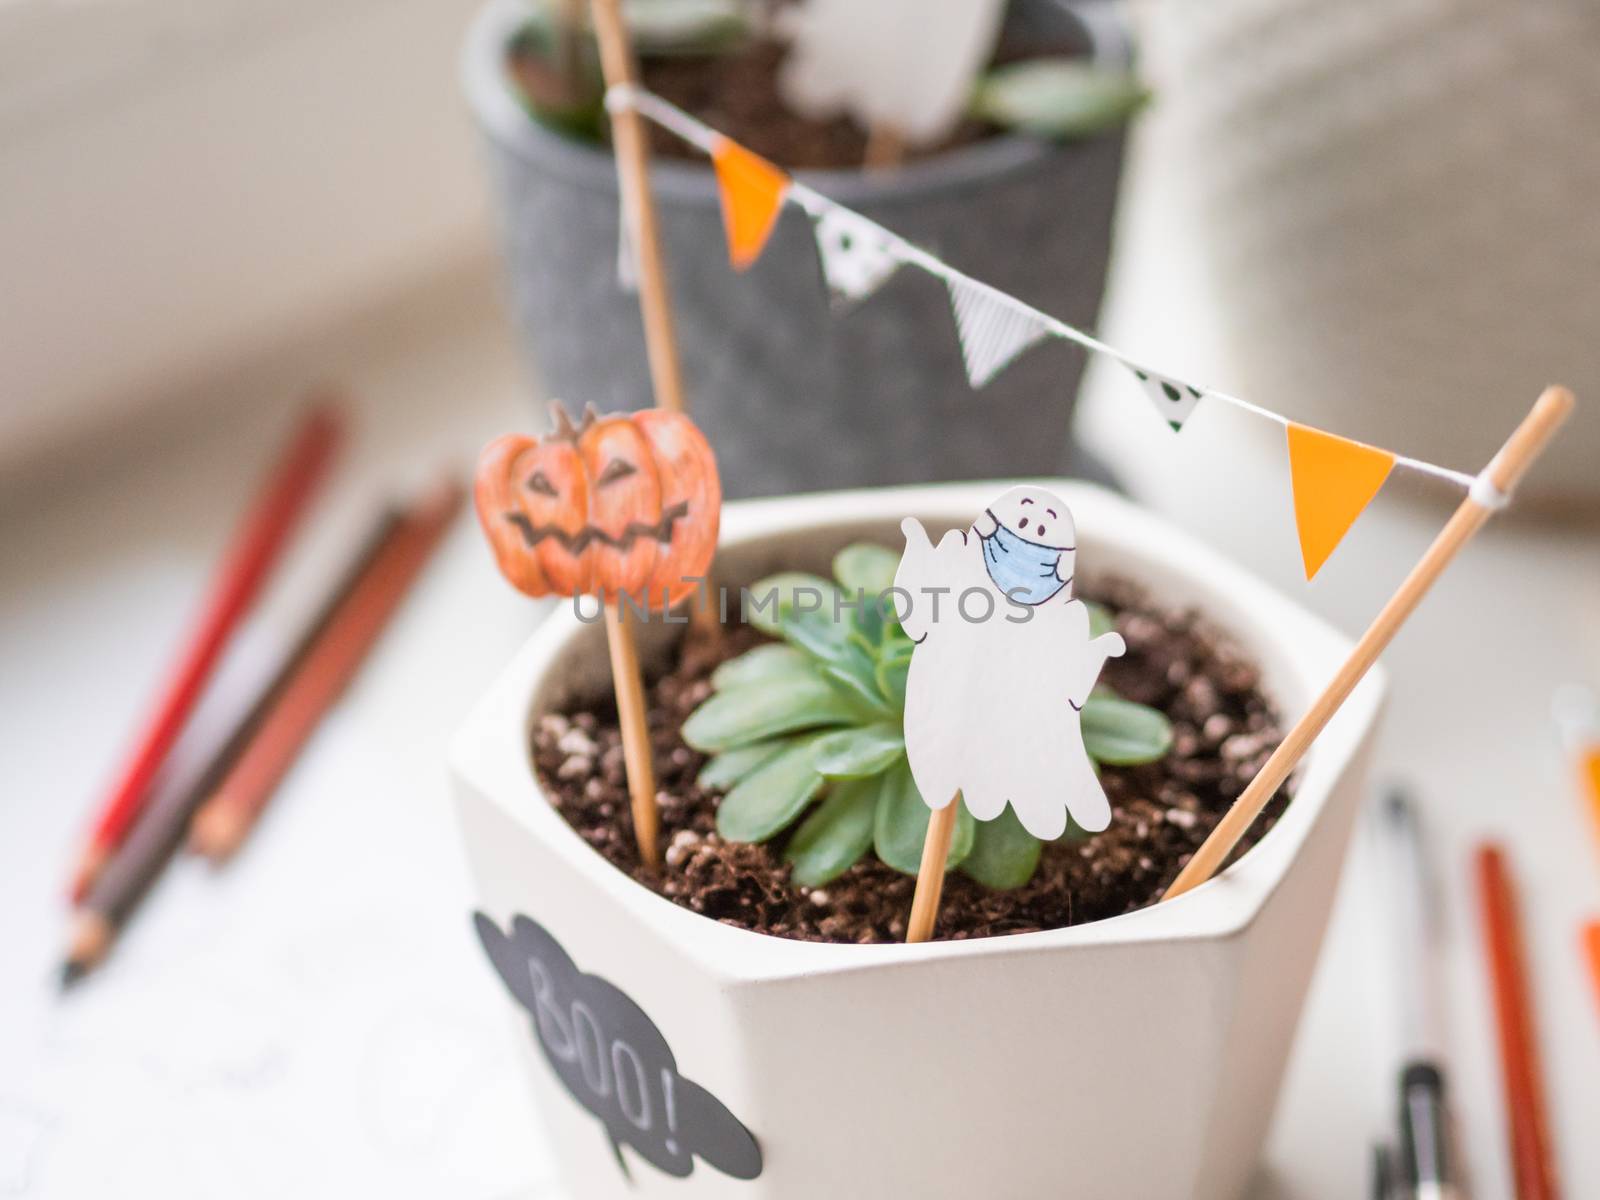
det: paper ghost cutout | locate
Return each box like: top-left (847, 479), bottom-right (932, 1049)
top-left (894, 487), bottom-right (1126, 839)
top-left (474, 913), bottom-right (762, 1182)
top-left (776, 0), bottom-right (1006, 146)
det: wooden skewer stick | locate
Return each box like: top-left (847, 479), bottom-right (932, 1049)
top-left (590, 0), bottom-right (685, 418)
top-left (1164, 386), bottom-right (1575, 902)
top-left (864, 122), bottom-right (908, 171)
top-left (590, 0), bottom-right (721, 641)
top-left (605, 602), bottom-right (660, 869)
top-left (907, 794), bottom-right (961, 943)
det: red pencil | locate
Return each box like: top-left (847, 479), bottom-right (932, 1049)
top-left (68, 402), bottom-right (344, 900)
top-left (187, 478), bottom-right (462, 862)
top-left (1474, 844), bottom-right (1561, 1200)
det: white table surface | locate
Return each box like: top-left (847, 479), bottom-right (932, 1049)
top-left (3, 247), bottom-right (1598, 1199)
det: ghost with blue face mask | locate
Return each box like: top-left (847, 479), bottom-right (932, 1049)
top-left (894, 486), bottom-right (1126, 840)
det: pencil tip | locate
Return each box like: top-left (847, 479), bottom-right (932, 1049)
top-left (59, 959), bottom-right (89, 990)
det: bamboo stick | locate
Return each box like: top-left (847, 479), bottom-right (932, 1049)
top-left (864, 123), bottom-right (908, 171)
top-left (1163, 386), bottom-right (1575, 902)
top-left (591, 0), bottom-right (721, 641)
top-left (590, 0), bottom-right (686, 417)
top-left (605, 602), bottom-right (660, 869)
top-left (907, 795), bottom-right (961, 943)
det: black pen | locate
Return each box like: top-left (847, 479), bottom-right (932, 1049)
top-left (1376, 788), bottom-right (1461, 1200)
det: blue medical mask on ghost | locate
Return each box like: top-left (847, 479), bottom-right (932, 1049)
top-left (981, 518), bottom-right (1071, 605)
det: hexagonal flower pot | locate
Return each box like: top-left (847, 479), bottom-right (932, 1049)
top-left (451, 481), bottom-right (1385, 1198)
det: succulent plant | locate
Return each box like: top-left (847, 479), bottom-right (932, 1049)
top-left (682, 543), bottom-right (1173, 889)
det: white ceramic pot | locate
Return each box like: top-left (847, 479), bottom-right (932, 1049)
top-left (451, 482), bottom-right (1386, 1199)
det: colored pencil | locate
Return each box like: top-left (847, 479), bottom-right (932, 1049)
top-left (1585, 921), bottom-right (1600, 1027)
top-left (1581, 746), bottom-right (1600, 869)
top-left (188, 478), bottom-right (462, 862)
top-left (1474, 844), bottom-right (1561, 1200)
top-left (68, 402), bottom-right (344, 900)
top-left (59, 509), bottom-right (401, 985)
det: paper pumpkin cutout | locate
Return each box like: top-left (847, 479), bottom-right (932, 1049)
top-left (777, 0), bottom-right (1007, 147)
top-left (474, 405), bottom-right (721, 606)
top-left (894, 487), bottom-right (1125, 839)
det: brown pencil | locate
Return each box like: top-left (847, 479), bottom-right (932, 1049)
top-left (188, 478), bottom-right (463, 862)
top-left (1475, 844), bottom-right (1561, 1200)
top-left (61, 509), bottom-right (403, 984)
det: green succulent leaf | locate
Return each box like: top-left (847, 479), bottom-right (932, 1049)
top-left (778, 606), bottom-right (855, 663)
top-left (715, 736), bottom-right (828, 843)
top-left (874, 766), bottom-right (974, 876)
top-left (813, 724), bottom-right (905, 780)
top-left (972, 60), bottom-right (1150, 139)
top-left (744, 571), bottom-right (841, 637)
top-left (623, 0), bottom-right (749, 55)
top-left (1086, 601), bottom-right (1116, 640)
top-left (696, 739), bottom-right (789, 791)
top-left (710, 643), bottom-right (810, 691)
top-left (849, 592), bottom-right (888, 647)
top-left (875, 650), bottom-right (911, 711)
top-left (961, 805), bottom-right (1043, 890)
top-left (833, 543), bottom-right (900, 598)
top-left (817, 638), bottom-right (893, 715)
top-left (784, 778), bottom-right (879, 886)
top-left (682, 672), bottom-right (860, 752)
top-left (1081, 695), bottom-right (1173, 765)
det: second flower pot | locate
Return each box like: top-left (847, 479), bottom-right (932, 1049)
top-left (462, 0), bottom-right (1130, 499)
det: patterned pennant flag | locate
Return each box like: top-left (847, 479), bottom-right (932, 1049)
top-left (811, 206), bottom-right (901, 304)
top-left (616, 207), bottom-right (638, 294)
top-left (711, 136), bottom-right (789, 271)
top-left (947, 277), bottom-right (1051, 389)
top-left (1286, 423), bottom-right (1396, 580)
top-left (1124, 362), bottom-right (1206, 431)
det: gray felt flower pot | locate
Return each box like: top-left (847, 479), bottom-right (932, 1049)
top-left (462, 0), bottom-right (1130, 500)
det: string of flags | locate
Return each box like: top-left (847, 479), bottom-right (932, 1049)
top-left (604, 83), bottom-right (1485, 583)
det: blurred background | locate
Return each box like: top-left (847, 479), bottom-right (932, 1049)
top-left (2, 1), bottom-right (1597, 1196)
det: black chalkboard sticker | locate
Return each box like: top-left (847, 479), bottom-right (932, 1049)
top-left (474, 912), bottom-right (763, 1182)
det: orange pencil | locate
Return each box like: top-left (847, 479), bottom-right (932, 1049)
top-left (187, 478), bottom-right (462, 862)
top-left (1584, 921), bottom-right (1600, 1027)
top-left (1474, 844), bottom-right (1560, 1200)
top-left (1580, 745), bottom-right (1600, 867)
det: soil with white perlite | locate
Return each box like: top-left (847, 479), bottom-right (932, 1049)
top-left (533, 578), bottom-right (1293, 942)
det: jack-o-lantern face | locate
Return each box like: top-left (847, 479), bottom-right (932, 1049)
top-left (474, 405), bottom-right (721, 607)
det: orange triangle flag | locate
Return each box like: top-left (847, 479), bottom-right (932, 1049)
top-left (711, 137), bottom-right (789, 271)
top-left (1286, 423), bottom-right (1396, 580)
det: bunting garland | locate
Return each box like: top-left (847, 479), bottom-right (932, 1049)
top-left (947, 278), bottom-right (1051, 389)
top-left (616, 209), bottom-right (638, 294)
top-left (1124, 362), bottom-right (1206, 432)
top-left (605, 83), bottom-right (1496, 583)
top-left (811, 205), bottom-right (902, 304)
top-left (1286, 425), bottom-right (1397, 580)
top-left (710, 137), bottom-right (789, 271)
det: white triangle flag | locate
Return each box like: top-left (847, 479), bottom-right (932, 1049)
top-left (947, 277), bottom-right (1051, 389)
top-left (811, 206), bottom-right (901, 304)
top-left (1123, 361), bottom-right (1205, 431)
top-left (616, 207), bottom-right (638, 294)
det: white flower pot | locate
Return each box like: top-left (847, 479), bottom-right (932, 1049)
top-left (451, 481), bottom-right (1386, 1199)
